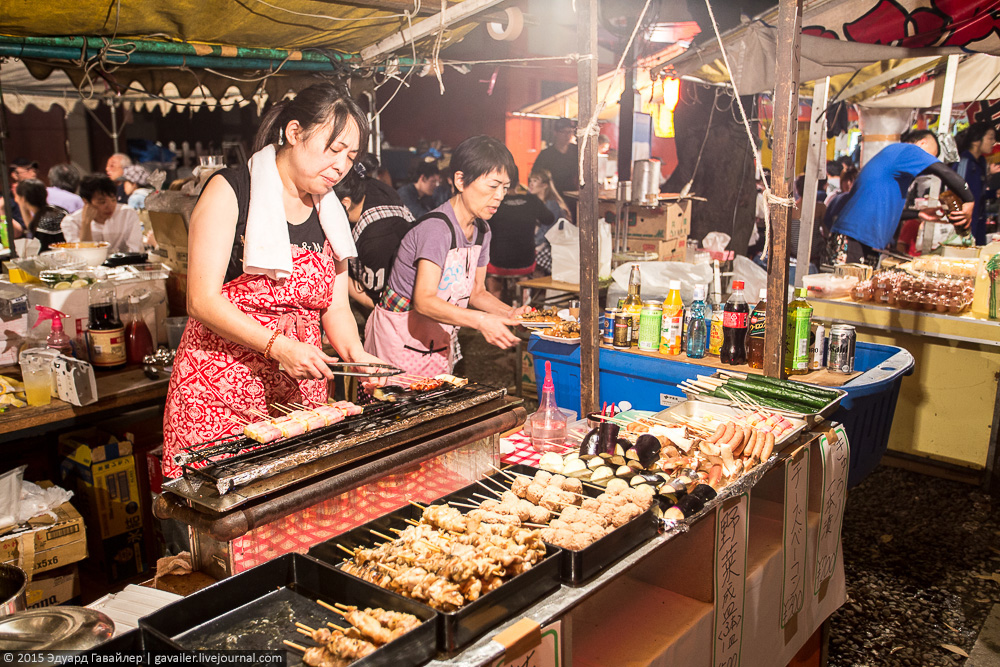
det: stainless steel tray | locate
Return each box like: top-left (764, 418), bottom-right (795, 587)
top-left (680, 374), bottom-right (846, 427)
top-left (652, 400), bottom-right (809, 448)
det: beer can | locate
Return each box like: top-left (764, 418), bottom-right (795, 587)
top-left (827, 324), bottom-right (856, 374)
top-left (638, 302), bottom-right (663, 352)
top-left (601, 309), bottom-right (617, 345)
top-left (809, 322), bottom-right (826, 371)
top-left (613, 311), bottom-right (632, 348)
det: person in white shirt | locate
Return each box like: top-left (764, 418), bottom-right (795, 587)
top-left (61, 174), bottom-right (143, 253)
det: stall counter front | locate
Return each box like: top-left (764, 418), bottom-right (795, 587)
top-left (811, 297), bottom-right (1000, 476)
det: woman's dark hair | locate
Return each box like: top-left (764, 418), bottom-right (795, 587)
top-left (79, 174), bottom-right (118, 201)
top-left (254, 83), bottom-right (370, 159)
top-left (901, 129), bottom-right (939, 152)
top-left (48, 163), bottom-right (81, 192)
top-left (334, 154), bottom-right (379, 204)
top-left (840, 165), bottom-right (859, 188)
top-left (14, 179), bottom-right (47, 210)
top-left (451, 136), bottom-right (518, 190)
top-left (956, 122), bottom-right (996, 155)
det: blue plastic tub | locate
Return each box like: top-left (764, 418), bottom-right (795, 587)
top-left (528, 338), bottom-right (914, 487)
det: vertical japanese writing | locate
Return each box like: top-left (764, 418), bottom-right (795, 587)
top-left (814, 426), bottom-right (851, 593)
top-left (781, 449), bottom-right (810, 627)
top-left (714, 494), bottom-right (748, 667)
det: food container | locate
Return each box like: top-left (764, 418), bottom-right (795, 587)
top-left (141, 553), bottom-right (438, 666)
top-left (49, 242), bottom-right (111, 268)
top-left (0, 564), bottom-right (27, 617)
top-left (0, 607), bottom-right (114, 650)
top-left (801, 274), bottom-right (859, 299)
top-left (310, 503), bottom-right (562, 652)
top-left (682, 376), bottom-right (847, 427)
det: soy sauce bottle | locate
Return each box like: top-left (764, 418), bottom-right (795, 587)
top-left (721, 280), bottom-right (749, 365)
top-left (87, 282), bottom-right (126, 370)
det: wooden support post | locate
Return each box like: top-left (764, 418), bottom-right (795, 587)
top-left (577, 0), bottom-right (599, 416)
top-left (763, 0), bottom-right (803, 378)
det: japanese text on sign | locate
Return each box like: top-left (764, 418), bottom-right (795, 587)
top-left (714, 494), bottom-right (748, 667)
top-left (781, 449), bottom-right (810, 627)
top-left (814, 426), bottom-right (850, 593)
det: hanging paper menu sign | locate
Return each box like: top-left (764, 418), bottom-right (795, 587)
top-left (780, 447), bottom-right (810, 627)
top-left (491, 619), bottom-right (561, 667)
top-left (814, 425), bottom-right (850, 593)
top-left (714, 493), bottom-right (748, 667)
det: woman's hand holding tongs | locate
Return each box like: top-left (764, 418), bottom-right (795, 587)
top-left (270, 335), bottom-right (338, 380)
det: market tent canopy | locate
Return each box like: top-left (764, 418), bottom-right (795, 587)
top-left (650, 0), bottom-right (999, 97)
top-left (860, 53), bottom-right (1000, 108)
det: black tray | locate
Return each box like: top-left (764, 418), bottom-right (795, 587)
top-left (492, 464), bottom-right (661, 585)
top-left (139, 553), bottom-right (438, 667)
top-left (309, 503), bottom-right (562, 653)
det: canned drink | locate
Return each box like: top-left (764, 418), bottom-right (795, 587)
top-left (827, 324), bottom-right (856, 373)
top-left (638, 302), bottom-right (663, 352)
top-left (613, 312), bottom-right (632, 348)
top-left (809, 322), bottom-right (826, 371)
top-left (601, 309), bottom-right (617, 345)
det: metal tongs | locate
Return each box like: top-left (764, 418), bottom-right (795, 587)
top-left (327, 361), bottom-right (403, 378)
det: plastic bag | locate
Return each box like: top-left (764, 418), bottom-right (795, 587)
top-left (733, 255), bottom-right (768, 303)
top-left (610, 261), bottom-right (713, 303)
top-left (702, 232), bottom-right (732, 253)
top-left (0, 466), bottom-right (25, 532)
top-left (545, 220), bottom-right (613, 282)
top-left (17, 480), bottom-right (72, 524)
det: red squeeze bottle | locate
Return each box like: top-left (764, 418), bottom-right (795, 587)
top-left (125, 295), bottom-right (154, 364)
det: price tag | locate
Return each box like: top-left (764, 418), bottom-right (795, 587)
top-left (491, 620), bottom-right (561, 667)
top-left (814, 425), bottom-right (850, 593)
top-left (780, 448), bottom-right (810, 627)
top-left (713, 493), bottom-right (748, 667)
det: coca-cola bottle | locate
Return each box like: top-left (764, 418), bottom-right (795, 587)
top-left (721, 280), bottom-right (749, 365)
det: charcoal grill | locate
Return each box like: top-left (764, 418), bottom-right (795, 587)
top-left (155, 383), bottom-right (526, 578)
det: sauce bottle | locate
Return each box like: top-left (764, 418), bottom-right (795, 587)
top-left (530, 361), bottom-right (567, 452)
top-left (746, 288), bottom-right (767, 369)
top-left (660, 280), bottom-right (684, 355)
top-left (87, 282), bottom-right (126, 370)
top-left (622, 263), bottom-right (643, 345)
top-left (785, 287), bottom-right (813, 375)
top-left (125, 294), bottom-right (154, 364)
top-left (721, 280), bottom-right (749, 365)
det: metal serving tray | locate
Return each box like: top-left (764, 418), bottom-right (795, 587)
top-left (449, 465), bottom-right (661, 587)
top-left (652, 400), bottom-right (809, 449)
top-left (309, 503), bottom-right (562, 654)
top-left (681, 374), bottom-right (846, 427)
top-left (140, 553), bottom-right (438, 667)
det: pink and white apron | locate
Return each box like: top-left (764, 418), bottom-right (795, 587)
top-left (161, 243), bottom-right (338, 479)
top-left (364, 217), bottom-right (483, 378)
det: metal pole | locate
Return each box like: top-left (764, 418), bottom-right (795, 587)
top-left (109, 101), bottom-right (120, 154)
top-left (617, 44), bottom-right (636, 182)
top-left (795, 76), bottom-right (829, 287)
top-left (763, 0), bottom-right (803, 378)
top-left (0, 61), bottom-right (18, 259)
top-left (577, 0), bottom-right (600, 417)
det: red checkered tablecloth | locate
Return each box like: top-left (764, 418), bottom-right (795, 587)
top-left (500, 430), bottom-right (544, 467)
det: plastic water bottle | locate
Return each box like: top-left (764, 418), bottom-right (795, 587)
top-left (686, 285), bottom-right (710, 359)
top-left (530, 361), bottom-right (567, 452)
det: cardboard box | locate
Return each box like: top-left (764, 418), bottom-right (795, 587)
top-left (26, 565), bottom-right (79, 608)
top-left (59, 430), bottom-right (148, 582)
top-left (599, 199), bottom-right (692, 241)
top-left (0, 496), bottom-right (87, 576)
top-left (626, 236), bottom-right (687, 261)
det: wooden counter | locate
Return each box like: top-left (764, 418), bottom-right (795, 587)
top-left (0, 367), bottom-right (169, 443)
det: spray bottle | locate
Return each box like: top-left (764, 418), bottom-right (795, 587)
top-left (529, 361), bottom-right (567, 452)
top-left (33, 306), bottom-right (74, 357)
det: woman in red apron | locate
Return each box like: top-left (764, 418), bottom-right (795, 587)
top-left (162, 84), bottom-right (387, 479)
top-left (365, 136), bottom-right (530, 377)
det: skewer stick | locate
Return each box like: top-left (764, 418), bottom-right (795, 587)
top-left (272, 404), bottom-right (293, 414)
top-left (248, 408), bottom-right (270, 419)
top-left (419, 539), bottom-right (443, 553)
top-left (333, 602), bottom-right (352, 610)
top-left (409, 500), bottom-right (427, 510)
top-left (449, 500), bottom-right (480, 509)
top-left (325, 606), bottom-right (348, 617)
top-left (295, 628), bottom-right (312, 639)
top-left (369, 529), bottom-right (395, 542)
top-left (488, 464), bottom-right (517, 482)
top-left (326, 622), bottom-right (350, 632)
top-left (225, 416), bottom-right (249, 426)
top-left (316, 599), bottom-right (339, 613)
top-left (480, 475), bottom-right (511, 493)
top-left (283, 640), bottom-right (307, 652)
top-left (472, 492), bottom-right (495, 502)
top-left (522, 522), bottom-right (549, 528)
top-left (334, 543), bottom-right (356, 557)
top-left (295, 622), bottom-right (316, 633)
top-left (374, 562), bottom-right (399, 574)
top-left (475, 480), bottom-right (502, 497)
top-left (404, 518), bottom-right (420, 526)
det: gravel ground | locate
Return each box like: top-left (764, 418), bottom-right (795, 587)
top-left (456, 329), bottom-right (1000, 666)
top-left (829, 466), bottom-right (1000, 666)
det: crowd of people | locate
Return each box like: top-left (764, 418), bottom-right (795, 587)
top-left (2, 152), bottom-right (151, 254)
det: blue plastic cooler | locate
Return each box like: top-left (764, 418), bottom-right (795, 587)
top-left (527, 338), bottom-right (914, 487)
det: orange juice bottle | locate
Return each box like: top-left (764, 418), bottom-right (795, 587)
top-left (660, 280), bottom-right (684, 355)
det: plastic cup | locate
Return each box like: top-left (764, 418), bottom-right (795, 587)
top-left (165, 316), bottom-right (189, 350)
top-left (18, 350), bottom-right (52, 407)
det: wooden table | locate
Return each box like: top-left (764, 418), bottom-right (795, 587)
top-left (517, 276), bottom-right (581, 306)
top-left (0, 367), bottom-right (170, 443)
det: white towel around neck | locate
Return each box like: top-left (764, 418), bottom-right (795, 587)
top-left (243, 144), bottom-right (357, 281)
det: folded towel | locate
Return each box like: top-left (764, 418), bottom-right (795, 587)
top-left (244, 144), bottom-right (357, 280)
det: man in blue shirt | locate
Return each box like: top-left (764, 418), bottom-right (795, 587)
top-left (828, 130), bottom-right (973, 265)
top-left (397, 161), bottom-right (441, 219)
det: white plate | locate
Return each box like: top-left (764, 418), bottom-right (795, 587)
top-left (518, 320), bottom-right (559, 328)
top-left (534, 330), bottom-right (581, 344)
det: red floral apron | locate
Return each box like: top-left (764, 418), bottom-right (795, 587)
top-left (162, 243), bottom-right (337, 479)
top-left (364, 223), bottom-right (482, 378)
